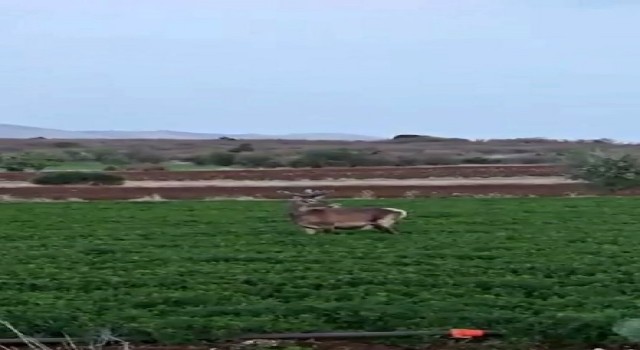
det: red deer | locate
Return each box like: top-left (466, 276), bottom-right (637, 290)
top-left (278, 189), bottom-right (408, 234)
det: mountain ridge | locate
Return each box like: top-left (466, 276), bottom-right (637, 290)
top-left (0, 124), bottom-right (381, 141)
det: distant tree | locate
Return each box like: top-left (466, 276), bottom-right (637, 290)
top-left (391, 134), bottom-right (469, 142)
top-left (392, 134), bottom-right (422, 140)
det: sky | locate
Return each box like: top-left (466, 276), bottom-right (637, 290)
top-left (1, 0), bottom-right (639, 140)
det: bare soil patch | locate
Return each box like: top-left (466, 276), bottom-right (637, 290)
top-left (0, 165), bottom-right (564, 182)
top-left (0, 176), bottom-right (577, 188)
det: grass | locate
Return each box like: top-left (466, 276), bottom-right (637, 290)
top-left (0, 198), bottom-right (639, 345)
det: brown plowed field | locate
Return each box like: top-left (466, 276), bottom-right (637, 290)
top-left (0, 164), bottom-right (564, 182)
top-left (0, 183), bottom-right (628, 200)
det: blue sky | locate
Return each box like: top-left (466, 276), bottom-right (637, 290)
top-left (1, 0), bottom-right (639, 140)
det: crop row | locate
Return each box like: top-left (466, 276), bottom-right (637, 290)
top-left (0, 198), bottom-right (639, 345)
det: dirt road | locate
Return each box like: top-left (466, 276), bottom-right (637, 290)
top-left (0, 183), bottom-right (618, 200)
top-left (0, 176), bottom-right (577, 188)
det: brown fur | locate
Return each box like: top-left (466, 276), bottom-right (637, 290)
top-left (280, 190), bottom-right (407, 234)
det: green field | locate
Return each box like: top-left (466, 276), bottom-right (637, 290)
top-left (1, 198), bottom-right (639, 345)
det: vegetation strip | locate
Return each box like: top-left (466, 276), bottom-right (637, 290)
top-left (0, 330), bottom-right (500, 345)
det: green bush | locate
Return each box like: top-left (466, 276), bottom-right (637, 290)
top-left (88, 148), bottom-right (131, 165)
top-left (210, 152), bottom-right (236, 166)
top-left (62, 150), bottom-right (94, 162)
top-left (191, 152), bottom-right (236, 166)
top-left (564, 150), bottom-right (640, 192)
top-left (289, 149), bottom-right (390, 168)
top-left (31, 172), bottom-right (125, 185)
top-left (0, 152), bottom-right (62, 171)
top-left (228, 143), bottom-right (255, 153)
top-left (124, 149), bottom-right (166, 164)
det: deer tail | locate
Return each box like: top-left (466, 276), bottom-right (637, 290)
top-left (384, 208), bottom-right (407, 219)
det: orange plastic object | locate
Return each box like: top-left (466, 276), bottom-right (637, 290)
top-left (449, 329), bottom-right (486, 339)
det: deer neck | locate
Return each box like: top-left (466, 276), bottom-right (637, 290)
top-left (288, 200), bottom-right (307, 220)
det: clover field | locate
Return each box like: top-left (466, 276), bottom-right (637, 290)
top-left (0, 198), bottom-right (639, 344)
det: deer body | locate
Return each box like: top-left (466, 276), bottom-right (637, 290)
top-left (281, 189), bottom-right (408, 234)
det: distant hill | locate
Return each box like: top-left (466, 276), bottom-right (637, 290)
top-left (0, 124), bottom-right (381, 141)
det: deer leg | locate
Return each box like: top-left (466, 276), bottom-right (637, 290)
top-left (374, 215), bottom-right (401, 234)
top-left (385, 226), bottom-right (400, 234)
top-left (303, 228), bottom-right (318, 234)
top-left (320, 224), bottom-right (335, 234)
top-left (373, 222), bottom-right (399, 234)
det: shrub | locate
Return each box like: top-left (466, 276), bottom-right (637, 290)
top-left (124, 149), bottom-right (166, 164)
top-left (228, 143), bottom-right (254, 153)
top-left (189, 152), bottom-right (236, 166)
top-left (88, 148), bottom-right (131, 165)
top-left (31, 172), bottom-right (125, 185)
top-left (103, 165), bottom-right (120, 171)
top-left (235, 154), bottom-right (283, 168)
top-left (207, 152), bottom-right (236, 166)
top-left (62, 150), bottom-right (94, 162)
top-left (564, 150), bottom-right (640, 192)
top-left (0, 152), bottom-right (62, 171)
top-left (289, 149), bottom-right (388, 168)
